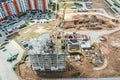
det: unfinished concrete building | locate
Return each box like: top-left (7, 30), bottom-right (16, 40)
top-left (28, 33), bottom-right (66, 71)
top-left (64, 32), bottom-right (91, 54)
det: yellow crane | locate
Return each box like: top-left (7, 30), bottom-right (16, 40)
top-left (60, 1), bottom-right (66, 27)
top-left (54, 0), bottom-right (66, 53)
top-left (61, 1), bottom-right (66, 39)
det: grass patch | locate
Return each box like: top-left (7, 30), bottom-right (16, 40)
top-left (19, 25), bottom-right (27, 29)
top-left (14, 62), bottom-right (21, 75)
top-left (113, 8), bottom-right (118, 12)
top-left (14, 51), bottom-right (28, 75)
top-left (22, 53), bottom-right (28, 61)
top-left (105, 0), bottom-right (112, 6)
top-left (25, 22), bottom-right (30, 26)
top-left (9, 22), bottom-right (17, 25)
top-left (0, 42), bottom-right (9, 47)
top-left (0, 47), bottom-right (5, 50)
top-left (31, 12), bottom-right (36, 15)
top-left (60, 3), bottom-right (83, 9)
top-left (7, 32), bottom-right (19, 39)
top-left (14, 52), bottom-right (28, 76)
top-left (18, 13), bottom-right (27, 18)
top-left (0, 34), bottom-right (2, 37)
top-left (112, 0), bottom-right (120, 7)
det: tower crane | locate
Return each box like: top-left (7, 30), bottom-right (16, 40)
top-left (61, 1), bottom-right (66, 39)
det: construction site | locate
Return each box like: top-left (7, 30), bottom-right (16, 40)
top-left (7, 0), bottom-right (120, 80)
top-left (63, 14), bottom-right (118, 30)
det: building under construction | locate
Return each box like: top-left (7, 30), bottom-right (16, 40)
top-left (28, 33), bottom-right (66, 71)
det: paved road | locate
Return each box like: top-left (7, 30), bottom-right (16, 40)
top-left (60, 8), bottom-right (115, 19)
top-left (0, 40), bottom-right (24, 80)
top-left (0, 29), bottom-right (7, 44)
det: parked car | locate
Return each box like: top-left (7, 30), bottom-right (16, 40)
top-left (2, 48), bottom-right (7, 52)
top-left (5, 33), bottom-right (8, 35)
top-left (5, 39), bottom-right (8, 41)
top-left (20, 40), bottom-right (28, 47)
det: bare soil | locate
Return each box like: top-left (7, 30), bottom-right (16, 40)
top-left (17, 30), bottom-right (120, 80)
top-left (18, 63), bottom-right (91, 79)
top-left (8, 23), bottom-right (56, 42)
top-left (19, 64), bottom-right (41, 80)
top-left (107, 31), bottom-right (120, 74)
top-left (63, 14), bottom-right (118, 30)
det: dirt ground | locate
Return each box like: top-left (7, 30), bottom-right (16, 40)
top-left (18, 61), bottom-right (93, 79)
top-left (63, 14), bottom-right (118, 30)
top-left (107, 30), bottom-right (120, 74)
top-left (17, 29), bottom-right (120, 79)
top-left (9, 1), bottom-right (120, 78)
top-left (19, 64), bottom-right (41, 80)
top-left (91, 0), bottom-right (115, 16)
top-left (8, 23), bottom-right (56, 43)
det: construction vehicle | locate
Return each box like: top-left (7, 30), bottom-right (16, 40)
top-left (7, 53), bottom-right (19, 62)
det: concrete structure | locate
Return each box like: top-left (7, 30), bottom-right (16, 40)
top-left (28, 33), bottom-right (66, 71)
top-left (0, 0), bottom-right (49, 22)
top-left (64, 33), bottom-right (91, 53)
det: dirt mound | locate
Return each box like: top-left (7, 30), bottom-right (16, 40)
top-left (64, 15), bottom-right (118, 30)
top-left (107, 31), bottom-right (120, 73)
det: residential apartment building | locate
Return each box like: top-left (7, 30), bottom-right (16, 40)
top-left (0, 3), bottom-right (7, 21)
top-left (0, 0), bottom-right (49, 22)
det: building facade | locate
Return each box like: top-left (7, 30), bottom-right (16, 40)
top-left (29, 52), bottom-right (66, 71)
top-left (0, 4), bottom-right (7, 21)
top-left (0, 0), bottom-right (49, 22)
top-left (28, 33), bottom-right (66, 71)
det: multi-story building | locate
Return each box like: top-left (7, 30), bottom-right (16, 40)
top-left (28, 33), bottom-right (66, 71)
top-left (27, 0), bottom-right (49, 12)
top-left (37, 0), bottom-right (43, 12)
top-left (2, 2), bottom-right (12, 18)
top-left (0, 3), bottom-right (7, 21)
top-left (16, 0), bottom-right (29, 13)
top-left (8, 0), bottom-right (18, 16)
top-left (0, 0), bottom-right (49, 22)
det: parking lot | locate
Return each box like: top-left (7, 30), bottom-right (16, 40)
top-left (0, 30), bottom-right (7, 43)
top-left (0, 40), bottom-right (24, 80)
